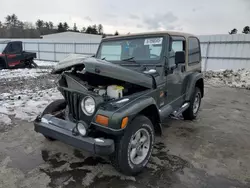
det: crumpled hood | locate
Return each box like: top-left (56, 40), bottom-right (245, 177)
top-left (52, 54), bottom-right (153, 88)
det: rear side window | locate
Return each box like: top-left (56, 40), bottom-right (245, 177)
top-left (188, 37), bottom-right (201, 64)
top-left (6, 42), bottom-right (22, 53)
top-left (12, 43), bottom-right (22, 53)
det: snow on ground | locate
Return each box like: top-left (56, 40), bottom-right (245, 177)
top-left (0, 88), bottom-right (63, 123)
top-left (0, 68), bottom-right (51, 80)
top-left (0, 65), bottom-right (60, 126)
top-left (0, 114), bottom-right (11, 125)
top-left (34, 60), bottom-right (58, 67)
top-left (204, 69), bottom-right (250, 89)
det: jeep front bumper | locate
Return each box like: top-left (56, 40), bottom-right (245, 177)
top-left (34, 114), bottom-right (115, 155)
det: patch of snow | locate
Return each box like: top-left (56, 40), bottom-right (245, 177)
top-left (0, 114), bottom-right (12, 125)
top-left (0, 68), bottom-right (50, 80)
top-left (0, 105), bottom-right (9, 114)
top-left (34, 60), bottom-right (58, 67)
top-left (204, 69), bottom-right (250, 89)
top-left (0, 88), bottom-right (63, 122)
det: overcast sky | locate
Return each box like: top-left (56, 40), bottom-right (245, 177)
top-left (0, 0), bottom-right (249, 35)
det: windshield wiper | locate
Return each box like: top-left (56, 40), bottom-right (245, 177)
top-left (121, 57), bottom-right (136, 62)
top-left (101, 57), bottom-right (106, 60)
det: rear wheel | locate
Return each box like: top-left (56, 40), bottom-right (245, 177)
top-left (110, 115), bottom-right (155, 175)
top-left (41, 99), bottom-right (66, 141)
top-left (26, 60), bottom-right (38, 68)
top-left (0, 58), bottom-right (6, 70)
top-left (182, 87), bottom-right (201, 120)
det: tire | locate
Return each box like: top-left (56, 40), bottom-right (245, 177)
top-left (41, 99), bottom-right (66, 141)
top-left (0, 58), bottom-right (6, 70)
top-left (110, 115), bottom-right (155, 176)
top-left (182, 87), bottom-right (201, 120)
top-left (27, 60), bottom-right (38, 68)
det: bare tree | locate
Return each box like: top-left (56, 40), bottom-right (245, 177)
top-left (242, 26), bottom-right (250, 34)
top-left (63, 22), bottom-right (69, 31)
top-left (229, 28), bottom-right (237, 35)
top-left (114, 31), bottom-right (119, 35)
top-left (73, 23), bottom-right (79, 32)
top-left (5, 14), bottom-right (18, 28)
top-left (45, 22), bottom-right (50, 29)
top-left (81, 27), bottom-right (86, 32)
top-left (57, 22), bottom-right (65, 32)
top-left (98, 24), bottom-right (103, 34)
top-left (49, 21), bottom-right (54, 29)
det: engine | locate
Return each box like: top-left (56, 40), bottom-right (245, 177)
top-left (93, 85), bottom-right (124, 99)
top-left (58, 72), bottom-right (148, 102)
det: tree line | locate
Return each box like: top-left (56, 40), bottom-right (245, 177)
top-left (0, 14), bottom-right (119, 38)
top-left (229, 26), bottom-right (250, 34)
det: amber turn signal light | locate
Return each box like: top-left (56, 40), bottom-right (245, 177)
top-left (95, 115), bottom-right (109, 126)
top-left (121, 117), bottom-right (128, 129)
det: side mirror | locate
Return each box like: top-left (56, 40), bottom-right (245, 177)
top-left (175, 51), bottom-right (185, 65)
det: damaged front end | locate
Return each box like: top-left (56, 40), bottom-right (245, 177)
top-left (34, 55), bottom-right (153, 155)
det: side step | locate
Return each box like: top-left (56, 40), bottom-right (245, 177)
top-left (170, 102), bottom-right (190, 118)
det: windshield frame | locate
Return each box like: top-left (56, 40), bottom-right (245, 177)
top-left (96, 35), bottom-right (168, 65)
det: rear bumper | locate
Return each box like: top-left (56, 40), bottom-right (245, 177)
top-left (34, 115), bottom-right (115, 155)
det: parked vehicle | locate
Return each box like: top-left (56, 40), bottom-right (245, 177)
top-left (34, 31), bottom-right (204, 175)
top-left (0, 40), bottom-right (37, 69)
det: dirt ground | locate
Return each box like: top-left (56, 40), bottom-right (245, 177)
top-left (0, 83), bottom-right (250, 188)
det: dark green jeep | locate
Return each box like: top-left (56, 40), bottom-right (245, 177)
top-left (34, 31), bottom-right (204, 175)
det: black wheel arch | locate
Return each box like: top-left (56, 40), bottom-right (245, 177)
top-left (110, 96), bottom-right (162, 136)
top-left (138, 104), bottom-right (162, 136)
top-left (184, 72), bottom-right (204, 101)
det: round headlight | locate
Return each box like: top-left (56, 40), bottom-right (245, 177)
top-left (81, 96), bottom-right (95, 116)
top-left (76, 122), bottom-right (87, 136)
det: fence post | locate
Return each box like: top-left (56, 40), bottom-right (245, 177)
top-left (54, 43), bottom-right (56, 61)
top-left (204, 42), bottom-right (210, 72)
top-left (74, 43), bottom-right (76, 54)
top-left (37, 43), bottom-right (40, 60)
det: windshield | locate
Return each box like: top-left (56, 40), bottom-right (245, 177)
top-left (0, 43), bottom-right (7, 52)
top-left (96, 36), bottom-right (164, 63)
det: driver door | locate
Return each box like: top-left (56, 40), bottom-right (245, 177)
top-left (165, 37), bottom-right (186, 109)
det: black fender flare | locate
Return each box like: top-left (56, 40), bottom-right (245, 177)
top-left (184, 72), bottom-right (204, 101)
top-left (110, 96), bottom-right (162, 135)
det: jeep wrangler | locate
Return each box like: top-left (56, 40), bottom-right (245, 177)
top-left (34, 31), bottom-right (204, 175)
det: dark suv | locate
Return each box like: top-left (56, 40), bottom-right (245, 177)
top-left (34, 31), bottom-right (204, 175)
top-left (0, 41), bottom-right (37, 69)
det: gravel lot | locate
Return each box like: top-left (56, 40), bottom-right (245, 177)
top-left (0, 66), bottom-right (250, 188)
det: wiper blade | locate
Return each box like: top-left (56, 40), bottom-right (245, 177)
top-left (101, 57), bottom-right (106, 60)
top-left (121, 57), bottom-right (136, 62)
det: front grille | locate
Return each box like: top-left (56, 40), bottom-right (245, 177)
top-left (63, 89), bottom-right (81, 120)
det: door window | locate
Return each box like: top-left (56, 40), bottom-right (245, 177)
top-left (169, 38), bottom-right (185, 67)
top-left (188, 37), bottom-right (201, 64)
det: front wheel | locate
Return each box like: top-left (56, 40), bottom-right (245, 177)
top-left (110, 115), bottom-right (155, 176)
top-left (41, 99), bottom-right (66, 141)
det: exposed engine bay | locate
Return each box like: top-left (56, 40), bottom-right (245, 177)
top-left (58, 70), bottom-right (149, 101)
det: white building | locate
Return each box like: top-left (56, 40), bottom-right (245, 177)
top-left (41, 31), bottom-right (102, 43)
